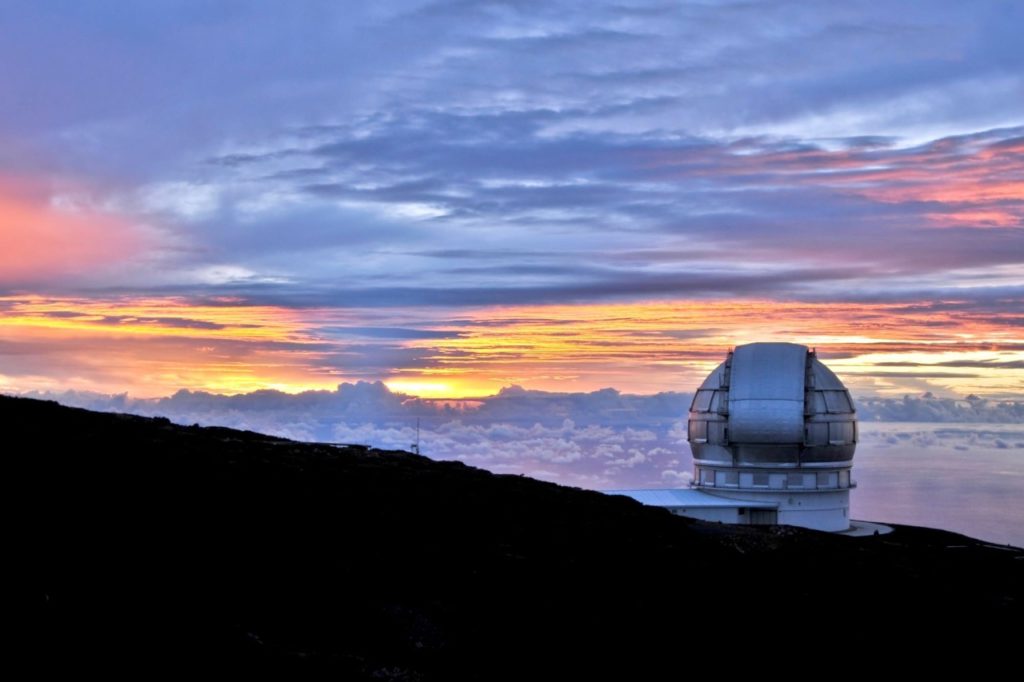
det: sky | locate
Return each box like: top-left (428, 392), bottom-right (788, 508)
top-left (2, 0), bottom-right (1023, 401)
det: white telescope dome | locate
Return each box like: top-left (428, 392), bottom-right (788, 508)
top-left (688, 342), bottom-right (857, 467)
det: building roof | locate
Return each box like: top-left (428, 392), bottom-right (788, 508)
top-left (604, 488), bottom-right (777, 509)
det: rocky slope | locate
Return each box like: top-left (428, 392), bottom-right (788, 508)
top-left (11, 395), bottom-right (1020, 677)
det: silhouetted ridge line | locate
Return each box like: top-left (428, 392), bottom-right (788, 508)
top-left (10, 395), bottom-right (1020, 678)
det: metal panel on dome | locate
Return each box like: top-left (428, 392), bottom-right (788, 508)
top-left (727, 343), bottom-right (806, 444)
top-left (809, 361), bottom-right (847, 390)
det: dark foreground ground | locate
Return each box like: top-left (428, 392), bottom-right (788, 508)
top-left (11, 395), bottom-right (1022, 677)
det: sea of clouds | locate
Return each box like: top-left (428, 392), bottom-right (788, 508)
top-left (24, 382), bottom-right (1024, 490)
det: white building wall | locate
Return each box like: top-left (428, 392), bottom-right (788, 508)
top-left (701, 488), bottom-right (850, 532)
top-left (775, 507), bottom-right (847, 532)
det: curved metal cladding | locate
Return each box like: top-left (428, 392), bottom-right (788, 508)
top-left (688, 343), bottom-right (857, 466)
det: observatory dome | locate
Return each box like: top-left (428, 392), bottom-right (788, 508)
top-left (688, 342), bottom-right (857, 467)
top-left (611, 342), bottom-right (859, 532)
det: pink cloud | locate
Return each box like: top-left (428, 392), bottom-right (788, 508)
top-left (642, 130), bottom-right (1024, 229)
top-left (0, 176), bottom-right (148, 285)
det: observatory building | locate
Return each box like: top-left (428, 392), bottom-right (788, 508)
top-left (609, 342), bottom-right (858, 532)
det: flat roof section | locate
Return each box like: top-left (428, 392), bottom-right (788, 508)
top-left (605, 488), bottom-right (778, 509)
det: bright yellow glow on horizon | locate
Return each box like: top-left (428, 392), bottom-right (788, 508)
top-left (384, 381), bottom-right (455, 398)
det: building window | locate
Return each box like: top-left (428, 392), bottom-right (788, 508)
top-left (787, 473), bottom-right (804, 488)
top-left (752, 472), bottom-right (769, 487)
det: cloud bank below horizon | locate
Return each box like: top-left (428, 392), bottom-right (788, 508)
top-left (20, 382), bottom-right (1024, 490)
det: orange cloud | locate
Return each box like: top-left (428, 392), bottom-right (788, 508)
top-left (0, 294), bottom-right (344, 396)
top-left (0, 176), bottom-right (147, 284)
top-left (392, 299), bottom-right (1024, 398)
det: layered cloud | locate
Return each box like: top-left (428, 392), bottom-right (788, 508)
top-left (3, 294), bottom-right (1023, 398)
top-left (0, 2), bottom-right (1021, 400)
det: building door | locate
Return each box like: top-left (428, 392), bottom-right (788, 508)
top-left (749, 509), bottom-right (777, 525)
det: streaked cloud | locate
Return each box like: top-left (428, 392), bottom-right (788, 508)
top-left (0, 1), bottom-right (1021, 400)
top-left (2, 294), bottom-right (1021, 398)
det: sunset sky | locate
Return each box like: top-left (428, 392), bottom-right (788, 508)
top-left (2, 1), bottom-right (1022, 400)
